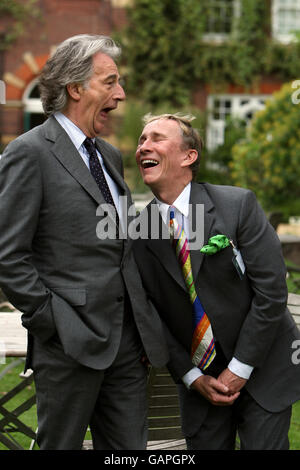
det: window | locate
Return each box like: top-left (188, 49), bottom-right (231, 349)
top-left (206, 95), bottom-right (269, 150)
top-left (272, 0), bottom-right (300, 43)
top-left (202, 0), bottom-right (240, 42)
top-left (22, 79), bottom-right (46, 132)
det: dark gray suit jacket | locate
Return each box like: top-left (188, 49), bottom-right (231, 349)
top-left (0, 116), bottom-right (168, 370)
top-left (134, 181), bottom-right (300, 434)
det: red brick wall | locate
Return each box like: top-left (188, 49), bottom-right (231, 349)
top-left (3, 0), bottom-right (126, 76)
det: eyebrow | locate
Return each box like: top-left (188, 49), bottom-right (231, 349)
top-left (104, 73), bottom-right (120, 82)
top-left (138, 131), bottom-right (167, 144)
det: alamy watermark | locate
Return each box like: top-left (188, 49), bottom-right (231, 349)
top-left (291, 80), bottom-right (300, 104)
top-left (96, 197), bottom-right (205, 250)
top-left (292, 340), bottom-right (300, 365)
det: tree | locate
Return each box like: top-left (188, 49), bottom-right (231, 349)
top-left (0, 0), bottom-right (40, 50)
top-left (120, 0), bottom-right (204, 107)
top-left (120, 0), bottom-right (298, 107)
top-left (231, 82), bottom-right (300, 217)
top-left (202, 117), bottom-right (246, 186)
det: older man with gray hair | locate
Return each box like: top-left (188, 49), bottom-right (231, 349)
top-left (0, 35), bottom-right (168, 450)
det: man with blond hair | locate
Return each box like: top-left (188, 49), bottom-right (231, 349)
top-left (134, 112), bottom-right (300, 450)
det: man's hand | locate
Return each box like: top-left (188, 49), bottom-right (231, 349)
top-left (218, 368), bottom-right (247, 395)
top-left (190, 375), bottom-right (240, 406)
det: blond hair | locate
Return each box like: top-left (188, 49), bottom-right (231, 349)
top-left (142, 113), bottom-right (202, 178)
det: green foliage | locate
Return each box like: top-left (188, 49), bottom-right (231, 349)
top-left (120, 0), bottom-right (204, 107)
top-left (0, 0), bottom-right (41, 49)
top-left (286, 260), bottom-right (300, 295)
top-left (120, 0), bottom-right (300, 107)
top-left (263, 40), bottom-right (300, 81)
top-left (201, 117), bottom-right (247, 186)
top-left (231, 82), bottom-right (300, 215)
top-left (290, 400), bottom-right (300, 449)
top-left (195, 0), bottom-right (269, 87)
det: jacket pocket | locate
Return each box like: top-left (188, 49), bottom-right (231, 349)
top-left (50, 287), bottom-right (86, 306)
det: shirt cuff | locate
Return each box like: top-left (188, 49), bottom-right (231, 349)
top-left (182, 357), bottom-right (253, 388)
top-left (228, 357), bottom-right (254, 380)
top-left (182, 367), bottom-right (203, 389)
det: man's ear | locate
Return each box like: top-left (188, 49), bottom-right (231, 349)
top-left (181, 149), bottom-right (198, 168)
top-left (66, 83), bottom-right (83, 101)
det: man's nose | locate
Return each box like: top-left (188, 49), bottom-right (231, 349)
top-left (138, 139), bottom-right (152, 154)
top-left (115, 83), bottom-right (126, 101)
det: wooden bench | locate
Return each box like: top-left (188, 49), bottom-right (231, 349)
top-left (0, 369), bottom-right (36, 450)
top-left (0, 311), bottom-right (36, 450)
top-left (146, 366), bottom-right (185, 450)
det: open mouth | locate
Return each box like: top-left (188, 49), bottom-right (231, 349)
top-left (141, 159), bottom-right (159, 169)
top-left (104, 106), bottom-right (116, 112)
top-left (100, 106), bottom-right (116, 116)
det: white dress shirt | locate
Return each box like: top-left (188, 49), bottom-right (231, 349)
top-left (54, 112), bottom-right (124, 227)
top-left (155, 182), bottom-right (253, 388)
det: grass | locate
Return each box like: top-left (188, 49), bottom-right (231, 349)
top-left (286, 260), bottom-right (300, 295)
top-left (289, 400), bottom-right (300, 450)
top-left (0, 359), bottom-right (37, 450)
top-left (0, 359), bottom-right (299, 450)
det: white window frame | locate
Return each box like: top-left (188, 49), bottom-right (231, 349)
top-left (206, 94), bottom-right (270, 151)
top-left (202, 0), bottom-right (241, 43)
top-left (23, 78), bottom-right (43, 114)
top-left (272, 0), bottom-right (300, 44)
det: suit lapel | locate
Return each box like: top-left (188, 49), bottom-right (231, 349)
top-left (145, 183), bottom-right (215, 291)
top-left (189, 182), bottom-right (215, 281)
top-left (94, 139), bottom-right (136, 246)
top-left (95, 139), bottom-right (127, 195)
top-left (44, 117), bottom-right (106, 206)
top-left (145, 201), bottom-right (187, 292)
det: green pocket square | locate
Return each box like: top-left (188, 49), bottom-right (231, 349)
top-left (200, 234), bottom-right (230, 255)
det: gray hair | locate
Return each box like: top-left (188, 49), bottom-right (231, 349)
top-left (143, 113), bottom-right (203, 179)
top-left (39, 34), bottom-right (122, 116)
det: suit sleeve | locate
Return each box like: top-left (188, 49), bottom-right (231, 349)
top-left (0, 137), bottom-right (56, 342)
top-left (233, 190), bottom-right (288, 367)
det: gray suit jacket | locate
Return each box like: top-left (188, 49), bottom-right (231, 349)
top-left (0, 116), bottom-right (168, 370)
top-left (134, 182), bottom-right (300, 434)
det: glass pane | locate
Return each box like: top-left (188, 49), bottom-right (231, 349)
top-left (276, 2), bottom-right (300, 35)
top-left (204, 0), bottom-right (235, 34)
top-left (29, 85), bottom-right (40, 99)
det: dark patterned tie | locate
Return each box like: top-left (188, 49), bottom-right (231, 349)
top-left (83, 137), bottom-right (119, 237)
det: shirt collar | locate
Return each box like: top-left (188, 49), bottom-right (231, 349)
top-left (155, 182), bottom-right (191, 224)
top-left (54, 112), bottom-right (95, 151)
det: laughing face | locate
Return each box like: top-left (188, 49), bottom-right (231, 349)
top-left (68, 52), bottom-right (125, 138)
top-left (136, 118), bottom-right (197, 202)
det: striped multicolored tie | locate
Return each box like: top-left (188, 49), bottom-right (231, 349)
top-left (169, 208), bottom-right (216, 371)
